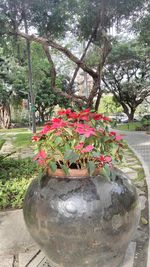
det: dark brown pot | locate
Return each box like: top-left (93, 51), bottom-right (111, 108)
top-left (23, 168), bottom-right (140, 267)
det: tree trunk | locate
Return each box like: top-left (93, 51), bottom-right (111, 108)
top-left (95, 90), bottom-right (102, 112)
top-left (122, 104), bottom-right (135, 122)
top-left (41, 112), bottom-right (45, 123)
top-left (87, 77), bottom-right (100, 108)
top-left (128, 110), bottom-right (135, 122)
top-left (0, 103), bottom-right (11, 129)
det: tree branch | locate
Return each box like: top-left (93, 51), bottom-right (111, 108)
top-left (67, 20), bottom-right (101, 93)
top-left (42, 44), bottom-right (88, 105)
top-left (14, 31), bottom-right (98, 79)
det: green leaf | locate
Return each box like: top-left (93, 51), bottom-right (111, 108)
top-left (64, 144), bottom-right (71, 151)
top-left (92, 151), bottom-right (100, 157)
top-left (141, 217), bottom-right (148, 225)
top-left (64, 150), bottom-right (73, 160)
top-left (55, 136), bottom-right (63, 145)
top-left (87, 161), bottom-right (95, 176)
top-left (64, 128), bottom-right (73, 136)
top-left (61, 165), bottom-right (70, 175)
top-left (64, 150), bottom-right (79, 164)
top-left (111, 143), bottom-right (118, 155)
top-left (49, 162), bottom-right (57, 173)
top-left (110, 168), bottom-right (116, 181)
top-left (101, 164), bottom-right (111, 181)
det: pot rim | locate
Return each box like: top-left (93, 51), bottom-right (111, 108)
top-left (47, 167), bottom-right (100, 179)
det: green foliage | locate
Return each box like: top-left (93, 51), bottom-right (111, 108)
top-left (0, 157), bottom-right (39, 209)
top-left (0, 178), bottom-right (31, 209)
top-left (77, 0), bottom-right (145, 42)
top-left (99, 95), bottom-right (122, 115)
top-left (0, 139), bottom-right (5, 150)
top-left (116, 122), bottom-right (142, 131)
top-left (29, 0), bottom-right (73, 38)
top-left (104, 40), bottom-right (150, 120)
top-left (12, 133), bottom-right (32, 148)
top-left (133, 3), bottom-right (150, 47)
top-left (0, 48), bottom-right (28, 114)
top-left (138, 14), bottom-right (150, 46)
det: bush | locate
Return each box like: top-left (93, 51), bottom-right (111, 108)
top-left (0, 178), bottom-right (32, 209)
top-left (0, 158), bottom-right (39, 209)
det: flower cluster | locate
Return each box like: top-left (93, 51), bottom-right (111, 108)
top-left (32, 108), bottom-right (126, 177)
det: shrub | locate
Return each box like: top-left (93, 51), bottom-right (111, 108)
top-left (0, 158), bottom-right (39, 209)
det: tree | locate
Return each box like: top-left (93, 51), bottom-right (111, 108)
top-left (137, 14), bottom-right (150, 46)
top-left (98, 94), bottom-right (122, 115)
top-left (0, 49), bottom-right (27, 128)
top-left (103, 40), bottom-right (150, 121)
top-left (1, 0), bottom-right (146, 110)
top-left (132, 2), bottom-right (150, 47)
top-left (35, 76), bottom-right (71, 123)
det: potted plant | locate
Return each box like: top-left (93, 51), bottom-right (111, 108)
top-left (23, 108), bottom-right (140, 267)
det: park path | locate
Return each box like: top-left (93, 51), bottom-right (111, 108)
top-left (120, 130), bottom-right (150, 267)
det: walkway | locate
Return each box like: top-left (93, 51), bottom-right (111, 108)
top-left (123, 131), bottom-right (150, 267)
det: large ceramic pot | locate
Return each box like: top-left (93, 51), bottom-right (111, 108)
top-left (23, 168), bottom-right (140, 267)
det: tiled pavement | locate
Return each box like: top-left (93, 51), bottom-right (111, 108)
top-left (123, 131), bottom-right (150, 267)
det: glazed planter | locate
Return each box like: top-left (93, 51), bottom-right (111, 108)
top-left (23, 169), bottom-right (140, 267)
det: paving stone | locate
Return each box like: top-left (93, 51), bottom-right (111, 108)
top-left (37, 259), bottom-right (51, 267)
top-left (0, 254), bottom-right (14, 267)
top-left (135, 180), bottom-right (145, 188)
top-left (0, 210), bottom-right (35, 255)
top-left (127, 173), bottom-right (138, 180)
top-left (19, 250), bottom-right (45, 267)
top-left (136, 188), bottom-right (146, 196)
top-left (131, 165), bottom-right (143, 170)
top-left (122, 242), bottom-right (136, 267)
top-left (20, 243), bottom-right (136, 267)
top-left (139, 195), bottom-right (147, 211)
top-left (119, 167), bottom-right (135, 173)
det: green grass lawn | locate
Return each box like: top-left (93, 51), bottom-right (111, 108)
top-left (0, 139), bottom-right (5, 149)
top-left (0, 127), bottom-right (42, 133)
top-left (12, 132), bottom-right (33, 148)
top-left (0, 127), bottom-right (29, 133)
top-left (0, 127), bottom-right (42, 150)
top-left (115, 122), bottom-right (142, 131)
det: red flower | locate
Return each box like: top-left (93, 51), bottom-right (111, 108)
top-left (34, 150), bottom-right (47, 165)
top-left (32, 135), bottom-right (40, 141)
top-left (75, 123), bottom-right (95, 137)
top-left (79, 114), bottom-right (89, 121)
top-left (51, 118), bottom-right (62, 123)
top-left (98, 155), bottom-right (112, 168)
top-left (79, 108), bottom-right (91, 114)
top-left (81, 145), bottom-right (94, 153)
top-left (51, 118), bottom-right (68, 129)
top-left (57, 109), bottom-right (72, 116)
top-left (92, 113), bottom-right (103, 120)
top-left (78, 109), bottom-right (91, 121)
top-left (115, 135), bottom-right (122, 141)
top-left (109, 131), bottom-right (116, 136)
top-left (55, 130), bottom-right (62, 136)
top-left (40, 125), bottom-right (52, 135)
top-left (102, 116), bottom-right (111, 122)
top-left (75, 142), bottom-right (84, 150)
top-left (68, 112), bottom-right (79, 119)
